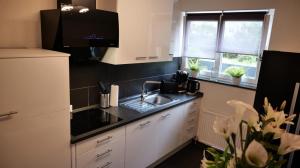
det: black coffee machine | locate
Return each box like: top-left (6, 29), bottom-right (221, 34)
top-left (175, 70), bottom-right (189, 93)
top-left (186, 79), bottom-right (200, 95)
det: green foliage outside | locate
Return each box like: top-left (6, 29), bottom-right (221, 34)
top-left (222, 53), bottom-right (257, 66)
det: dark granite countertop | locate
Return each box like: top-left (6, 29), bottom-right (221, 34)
top-left (71, 92), bottom-right (203, 143)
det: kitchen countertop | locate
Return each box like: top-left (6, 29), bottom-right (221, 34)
top-left (71, 92), bottom-right (203, 143)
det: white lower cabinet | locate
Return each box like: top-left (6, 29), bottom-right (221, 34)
top-left (125, 99), bottom-right (200, 168)
top-left (125, 115), bottom-right (158, 168)
top-left (154, 108), bottom-right (182, 158)
top-left (75, 127), bottom-right (125, 168)
top-left (73, 99), bottom-right (200, 168)
top-left (179, 101), bottom-right (200, 144)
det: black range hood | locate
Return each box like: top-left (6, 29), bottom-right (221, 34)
top-left (40, 0), bottom-right (119, 51)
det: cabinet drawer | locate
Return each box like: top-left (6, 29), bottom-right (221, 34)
top-left (77, 148), bottom-right (112, 168)
top-left (95, 161), bottom-right (115, 168)
top-left (76, 127), bottom-right (125, 156)
top-left (76, 133), bottom-right (125, 168)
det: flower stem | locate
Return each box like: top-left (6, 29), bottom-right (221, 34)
top-left (232, 134), bottom-right (238, 165)
top-left (239, 121), bottom-right (244, 152)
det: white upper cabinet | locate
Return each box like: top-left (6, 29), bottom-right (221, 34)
top-left (101, 0), bottom-right (174, 64)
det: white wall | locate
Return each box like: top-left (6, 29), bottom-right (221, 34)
top-left (197, 81), bottom-right (256, 149)
top-left (199, 81), bottom-right (255, 115)
top-left (0, 0), bottom-right (56, 48)
top-left (0, 0), bottom-right (112, 48)
top-left (1, 0), bottom-right (299, 51)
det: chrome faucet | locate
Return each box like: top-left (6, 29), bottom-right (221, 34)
top-left (141, 81), bottom-right (161, 101)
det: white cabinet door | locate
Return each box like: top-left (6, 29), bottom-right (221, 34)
top-left (0, 57), bottom-right (70, 168)
top-left (179, 100), bottom-right (200, 145)
top-left (146, 0), bottom-right (174, 62)
top-left (125, 115), bottom-right (158, 168)
top-left (102, 0), bottom-right (174, 64)
top-left (154, 107), bottom-right (182, 158)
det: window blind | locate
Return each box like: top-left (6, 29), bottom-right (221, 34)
top-left (184, 14), bottom-right (220, 59)
top-left (218, 12), bottom-right (267, 55)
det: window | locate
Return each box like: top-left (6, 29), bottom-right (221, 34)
top-left (183, 11), bottom-right (271, 86)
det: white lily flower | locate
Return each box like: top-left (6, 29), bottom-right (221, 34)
top-left (263, 97), bottom-right (269, 112)
top-left (245, 140), bottom-right (268, 167)
top-left (201, 151), bottom-right (214, 168)
top-left (278, 133), bottom-right (300, 155)
top-left (263, 123), bottom-right (285, 139)
top-left (262, 101), bottom-right (296, 139)
top-left (227, 158), bottom-right (236, 168)
top-left (227, 100), bottom-right (260, 131)
top-left (213, 117), bottom-right (235, 138)
top-left (236, 147), bottom-right (242, 158)
top-left (263, 99), bottom-right (296, 127)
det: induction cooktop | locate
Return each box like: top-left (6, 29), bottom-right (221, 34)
top-left (71, 108), bottom-right (122, 136)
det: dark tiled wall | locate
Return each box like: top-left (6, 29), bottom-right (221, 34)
top-left (70, 58), bottom-right (181, 109)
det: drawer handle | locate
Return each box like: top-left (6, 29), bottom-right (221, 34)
top-left (148, 56), bottom-right (159, 59)
top-left (136, 57), bottom-right (147, 60)
top-left (0, 111), bottom-right (18, 118)
top-left (96, 136), bottom-right (112, 144)
top-left (96, 149), bottom-right (112, 159)
top-left (98, 161), bottom-right (112, 168)
top-left (139, 121), bottom-right (151, 128)
top-left (161, 113), bottom-right (171, 119)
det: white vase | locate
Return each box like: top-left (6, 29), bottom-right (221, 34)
top-left (232, 77), bottom-right (241, 85)
top-left (191, 71), bottom-right (199, 78)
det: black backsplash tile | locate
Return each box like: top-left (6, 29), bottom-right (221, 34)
top-left (70, 58), bottom-right (180, 109)
top-left (70, 88), bottom-right (89, 109)
top-left (89, 86), bottom-right (100, 106)
top-left (70, 62), bottom-right (112, 89)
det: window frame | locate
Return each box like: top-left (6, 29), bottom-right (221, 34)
top-left (182, 10), bottom-right (270, 86)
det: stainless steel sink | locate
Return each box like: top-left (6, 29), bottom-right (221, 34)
top-left (143, 94), bottom-right (173, 105)
top-left (120, 94), bottom-right (177, 113)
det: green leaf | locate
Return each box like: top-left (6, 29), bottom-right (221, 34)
top-left (262, 141), bottom-right (279, 151)
top-left (263, 132), bottom-right (275, 141)
top-left (224, 66), bottom-right (245, 78)
top-left (188, 58), bottom-right (200, 72)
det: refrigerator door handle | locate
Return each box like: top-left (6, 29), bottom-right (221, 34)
top-left (286, 82), bottom-right (300, 132)
top-left (287, 82), bottom-right (300, 168)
